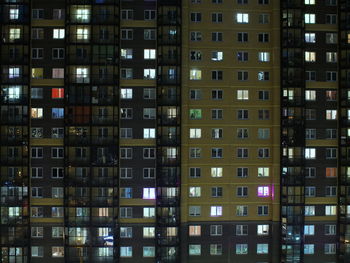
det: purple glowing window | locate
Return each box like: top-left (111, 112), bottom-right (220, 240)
top-left (143, 188), bottom-right (156, 199)
top-left (258, 186), bottom-right (270, 197)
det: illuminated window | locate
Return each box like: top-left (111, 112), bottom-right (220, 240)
top-left (305, 206), bottom-right (315, 216)
top-left (210, 244), bottom-right (222, 255)
top-left (190, 69), bottom-right (202, 80)
top-left (143, 188), bottom-right (155, 199)
top-left (326, 167), bottom-right (337, 177)
top-left (189, 128), bottom-right (201, 138)
top-left (9, 28), bottom-right (21, 41)
top-left (143, 207), bottom-right (155, 218)
top-left (9, 67), bottom-right (20, 78)
top-left (32, 68), bottom-right (43, 79)
top-left (9, 8), bottom-right (19, 20)
top-left (305, 90), bottom-right (316, 101)
top-left (52, 108), bottom-right (64, 119)
top-left (121, 49), bottom-right (133, 59)
top-left (189, 109), bottom-right (202, 119)
top-left (143, 227), bottom-right (155, 238)
top-left (326, 110), bottom-right (337, 120)
top-left (189, 225), bottom-right (201, 236)
top-left (257, 244), bottom-right (268, 254)
top-left (210, 206), bottom-right (222, 217)
top-left (120, 247), bottom-right (132, 257)
top-left (211, 167), bottom-right (223, 177)
top-left (305, 0), bottom-right (315, 4)
top-left (31, 108), bottom-right (43, 119)
top-left (326, 52), bottom-right (337, 63)
top-left (143, 247), bottom-right (155, 257)
top-left (76, 67), bottom-right (89, 83)
top-left (305, 148), bottom-right (316, 159)
top-left (236, 244), bottom-right (248, 254)
top-left (236, 13), bottom-right (249, 23)
top-left (304, 244), bottom-right (314, 254)
top-left (143, 128), bottom-right (155, 139)
top-left (52, 88), bottom-right (64, 99)
top-left (76, 27), bottom-right (89, 40)
top-left (212, 51), bottom-right (223, 61)
top-left (75, 8), bottom-right (90, 22)
top-left (325, 205), bottom-right (336, 215)
top-left (143, 69), bottom-right (156, 79)
top-left (144, 49), bottom-right (156, 59)
top-left (120, 227), bottom-right (132, 238)
top-left (189, 244), bottom-right (201, 256)
top-left (257, 225), bottom-right (269, 235)
top-left (305, 13), bottom-right (316, 24)
top-left (189, 186), bottom-right (201, 197)
top-left (237, 90), bottom-right (249, 100)
top-left (52, 68), bottom-right (64, 79)
top-left (258, 52), bottom-right (270, 62)
top-left (53, 29), bottom-right (65, 39)
top-left (52, 247), bottom-right (64, 257)
top-left (326, 33), bottom-right (337, 44)
top-left (305, 33), bottom-right (316, 43)
top-left (304, 225), bottom-right (315, 235)
top-left (257, 186), bottom-right (270, 197)
top-left (258, 167), bottom-right (269, 177)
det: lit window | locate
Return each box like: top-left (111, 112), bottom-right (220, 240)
top-left (9, 28), bottom-right (21, 41)
top-left (143, 128), bottom-right (155, 139)
top-left (258, 52), bottom-right (270, 62)
top-left (305, 51), bottom-right (316, 62)
top-left (31, 246), bottom-right (43, 257)
top-left (189, 244), bottom-right (201, 256)
top-left (305, 0), bottom-right (315, 4)
top-left (52, 88), bottom-right (64, 99)
top-left (76, 67), bottom-right (89, 83)
top-left (143, 247), bottom-right (155, 257)
top-left (237, 90), bottom-right (249, 100)
top-left (236, 13), bottom-right (249, 23)
top-left (144, 49), bottom-right (156, 59)
top-left (212, 51), bottom-right (223, 61)
top-left (304, 225), bottom-right (315, 235)
top-left (9, 67), bottom-right (20, 78)
top-left (189, 187), bottom-right (201, 197)
top-left (257, 225), bottom-right (269, 235)
top-left (257, 186), bottom-right (270, 197)
top-left (121, 49), bottom-right (133, 59)
top-left (120, 247), bottom-right (132, 257)
top-left (258, 167), bottom-right (269, 177)
top-left (305, 90), bottom-right (316, 101)
top-left (211, 167), bottom-right (223, 177)
top-left (53, 29), bottom-right (65, 39)
top-left (326, 52), bottom-right (337, 63)
top-left (305, 33), bottom-right (316, 43)
top-left (325, 205), bottom-right (337, 215)
top-left (189, 109), bottom-right (202, 119)
top-left (305, 13), bottom-right (316, 24)
top-left (143, 207), bottom-right (155, 218)
top-left (190, 69), bottom-right (202, 80)
top-left (121, 88), bottom-right (133, 99)
top-left (143, 69), bottom-right (156, 79)
top-left (326, 167), bottom-right (337, 177)
top-left (143, 188), bottom-right (156, 199)
top-left (52, 68), bottom-right (64, 79)
top-left (189, 225), bottom-right (201, 236)
top-left (52, 108), bottom-right (64, 119)
top-left (257, 244), bottom-right (268, 254)
top-left (52, 247), bottom-right (64, 257)
top-left (189, 128), bottom-right (201, 138)
top-left (143, 227), bottom-right (155, 238)
top-left (305, 206), bottom-right (315, 216)
top-left (210, 206), bottom-right (222, 217)
top-left (326, 110), bottom-right (337, 120)
top-left (9, 9), bottom-right (19, 20)
top-left (305, 148), bottom-right (316, 159)
top-left (236, 244), bottom-right (248, 254)
top-left (76, 27), bottom-right (89, 40)
top-left (31, 108), bottom-right (43, 119)
top-left (304, 244), bottom-right (314, 254)
top-left (75, 8), bottom-right (90, 22)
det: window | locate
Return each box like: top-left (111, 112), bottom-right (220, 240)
top-left (305, 206), bottom-right (315, 216)
top-left (258, 186), bottom-right (270, 197)
top-left (120, 108), bottom-right (133, 119)
top-left (143, 247), bottom-right (155, 257)
top-left (257, 244), bottom-right (268, 254)
top-left (32, 9), bottom-right (44, 19)
top-left (305, 167), bottom-right (316, 178)
top-left (31, 187), bottom-right (42, 198)
top-left (258, 71), bottom-right (269, 81)
top-left (305, 148), bottom-right (316, 159)
top-left (31, 167), bottom-right (43, 178)
top-left (237, 148), bottom-right (248, 158)
top-left (210, 51), bottom-right (224, 62)
top-left (9, 67), bottom-right (20, 78)
top-left (144, 29), bottom-right (156, 40)
top-left (258, 148), bottom-right (270, 158)
top-left (237, 186), bottom-right (248, 197)
top-left (120, 247), bottom-right (132, 257)
top-left (52, 128), bottom-right (64, 138)
top-left (210, 225), bottom-right (223, 236)
top-left (143, 227), bottom-right (155, 238)
top-left (238, 71), bottom-right (248, 80)
top-left (237, 0), bottom-right (248, 4)
top-left (258, 128), bottom-right (270, 139)
top-left (210, 244), bottom-right (222, 255)
top-left (190, 148), bottom-right (201, 158)
top-left (191, 12), bottom-right (202, 22)
top-left (190, 167), bottom-right (201, 178)
top-left (31, 147), bottom-right (43, 158)
top-left (32, 48), bottom-right (43, 59)
top-left (258, 33), bottom-right (269, 42)
top-left (237, 128), bottom-right (248, 139)
top-left (143, 69), bottom-right (156, 79)
top-left (326, 186), bottom-right (337, 197)
top-left (305, 186), bottom-right (316, 197)
top-left (53, 29), bottom-right (65, 39)
top-left (120, 188), bottom-right (132, 198)
top-left (237, 90), bottom-right (249, 100)
top-left (305, 14), bottom-right (316, 24)
top-left (237, 167), bottom-right (248, 178)
top-left (121, 9), bottom-right (133, 20)
top-left (31, 128), bottom-right (43, 138)
top-left (189, 225), bottom-right (201, 236)
top-left (327, 71), bottom-right (338, 81)
top-left (258, 52), bottom-right (270, 62)
top-left (238, 32), bottom-right (248, 42)
top-left (143, 128), bottom-right (155, 139)
top-left (326, 14), bottom-right (337, 24)
top-left (325, 0), bottom-right (337, 5)
top-left (189, 187), bottom-right (201, 198)
top-left (121, 29), bottom-right (133, 40)
top-left (305, 51), bottom-right (316, 62)
top-left (190, 31), bottom-right (202, 41)
top-left (212, 89), bottom-right (223, 100)
top-left (51, 147), bottom-right (64, 159)
top-left (144, 10), bottom-right (156, 20)
top-left (236, 244), bottom-right (248, 254)
top-left (305, 90), bottom-right (316, 101)
top-left (305, 129), bottom-right (316, 139)
top-left (143, 148), bottom-right (155, 159)
top-left (326, 148), bottom-right (337, 159)
top-left (258, 109), bottom-right (269, 120)
top-left (52, 247), bottom-right (64, 257)
top-left (144, 88), bottom-right (156, 99)
top-left (51, 88), bottom-right (64, 99)
top-left (210, 206), bottom-right (222, 217)
top-left (257, 205), bottom-right (268, 216)
top-left (52, 207), bottom-right (63, 217)
top-left (144, 49), bottom-right (156, 59)
top-left (211, 32), bottom-right (223, 42)
top-left (32, 28), bottom-right (44, 39)
top-left (305, 33), bottom-right (316, 43)
top-left (190, 51), bottom-right (202, 61)
top-left (238, 109), bottom-right (248, 120)
top-left (143, 188), bottom-right (156, 200)
top-left (31, 207), bottom-right (43, 217)
top-left (237, 51), bottom-right (248, 62)
top-left (9, 8), bottom-right (19, 20)
top-left (52, 187), bottom-right (63, 198)
top-left (236, 13), bottom-right (249, 23)
top-left (325, 244), bottom-right (336, 254)
top-left (325, 225), bottom-right (336, 235)
top-left (121, 49), bottom-right (133, 59)
top-left (52, 108), bottom-right (64, 119)
top-left (52, 227), bottom-right (63, 238)
top-left (189, 206), bottom-right (201, 216)
top-left (259, 14), bottom-right (269, 24)
top-left (211, 167), bottom-right (223, 178)
top-left (120, 207), bottom-right (132, 218)
top-left (53, 9), bottom-right (64, 19)
top-left (211, 187), bottom-right (223, 198)
top-left (257, 225), bottom-right (269, 235)
top-left (304, 225), bottom-right (315, 235)
top-left (326, 110), bottom-right (337, 120)
top-left (120, 148), bottom-right (132, 159)
top-left (212, 128), bottom-right (223, 139)
top-left (189, 128), bottom-right (201, 139)
top-left (211, 148), bottom-right (223, 158)
top-left (121, 68), bottom-right (133, 79)
top-left (325, 205), bottom-right (337, 215)
top-left (120, 167), bottom-right (132, 179)
top-left (305, 0), bottom-right (315, 4)
top-left (326, 52), bottom-right (337, 63)
top-left (326, 167), bottom-right (337, 178)
top-left (236, 205), bottom-right (248, 216)
top-left (306, 109), bottom-right (316, 120)
top-left (31, 246), bottom-right (43, 257)
top-left (189, 244), bottom-right (201, 256)
top-left (212, 109), bottom-right (223, 119)
top-left (326, 129), bottom-right (337, 139)
top-left (143, 207), bottom-right (155, 218)
top-left (190, 69), bottom-right (202, 80)
top-left (304, 244), bottom-right (314, 254)
top-left (189, 109), bottom-right (202, 119)
top-left (326, 33), bottom-right (337, 44)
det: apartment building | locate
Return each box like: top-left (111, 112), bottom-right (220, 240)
top-left (0, 0), bottom-right (348, 263)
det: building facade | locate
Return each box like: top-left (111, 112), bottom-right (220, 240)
top-left (0, 0), bottom-right (348, 262)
